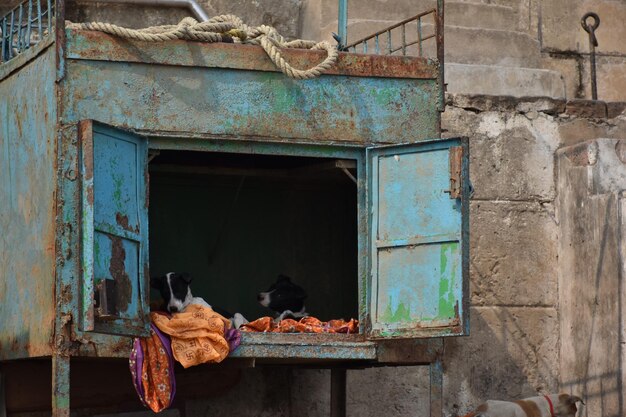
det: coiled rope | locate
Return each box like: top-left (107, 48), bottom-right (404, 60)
top-left (66, 15), bottom-right (338, 79)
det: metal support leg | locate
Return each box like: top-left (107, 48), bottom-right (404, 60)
top-left (52, 354), bottom-right (70, 417)
top-left (430, 358), bottom-right (443, 417)
top-left (331, 368), bottom-right (347, 417)
top-left (0, 371), bottom-right (6, 417)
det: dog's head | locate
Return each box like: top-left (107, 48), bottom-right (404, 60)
top-left (257, 274), bottom-right (307, 314)
top-left (150, 272), bottom-right (193, 313)
top-left (555, 394), bottom-right (584, 417)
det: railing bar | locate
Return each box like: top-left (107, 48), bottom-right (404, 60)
top-left (17, 4), bottom-right (23, 52)
top-left (375, 34), bottom-right (379, 54)
top-left (26, 0), bottom-right (32, 50)
top-left (0, 0), bottom-right (55, 64)
top-left (37, 0), bottom-right (42, 39)
top-left (344, 8), bottom-right (435, 49)
top-left (387, 30), bottom-right (392, 54)
top-left (47, 0), bottom-right (52, 33)
top-left (417, 16), bottom-right (423, 56)
top-left (9, 10), bottom-right (15, 59)
top-left (1, 18), bottom-right (7, 62)
top-left (363, 39), bottom-right (368, 54)
top-left (387, 36), bottom-right (435, 54)
top-left (401, 23), bottom-right (406, 56)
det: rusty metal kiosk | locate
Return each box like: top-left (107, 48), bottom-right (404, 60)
top-left (0, 0), bottom-right (469, 415)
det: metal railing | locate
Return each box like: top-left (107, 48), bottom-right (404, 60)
top-left (1, 0), bottom-right (55, 64)
top-left (343, 8), bottom-right (438, 58)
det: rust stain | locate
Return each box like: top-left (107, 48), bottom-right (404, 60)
top-left (115, 212), bottom-right (137, 233)
top-left (563, 141), bottom-right (597, 166)
top-left (60, 284), bottom-right (73, 304)
top-left (108, 236), bottom-right (132, 312)
top-left (448, 146), bottom-right (463, 199)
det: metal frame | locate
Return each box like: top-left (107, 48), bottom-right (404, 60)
top-left (340, 0), bottom-right (445, 110)
top-left (0, 2), bottom-right (451, 414)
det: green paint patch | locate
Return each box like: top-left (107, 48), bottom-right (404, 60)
top-left (371, 87), bottom-right (397, 107)
top-left (380, 296), bottom-right (412, 323)
top-left (437, 242), bottom-right (458, 319)
top-left (112, 174), bottom-right (124, 212)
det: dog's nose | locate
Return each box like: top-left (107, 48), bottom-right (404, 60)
top-left (257, 294), bottom-right (263, 301)
top-left (169, 306), bottom-right (179, 313)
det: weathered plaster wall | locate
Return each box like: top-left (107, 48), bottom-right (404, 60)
top-left (443, 94), bottom-right (626, 417)
top-left (557, 138), bottom-right (626, 417)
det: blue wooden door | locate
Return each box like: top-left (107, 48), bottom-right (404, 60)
top-left (367, 138), bottom-right (469, 338)
top-left (80, 121), bottom-right (150, 336)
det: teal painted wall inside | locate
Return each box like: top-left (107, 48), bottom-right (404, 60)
top-left (148, 151), bottom-right (359, 321)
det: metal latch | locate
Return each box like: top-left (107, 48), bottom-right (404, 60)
top-left (94, 279), bottom-right (118, 319)
top-left (444, 146), bottom-right (463, 199)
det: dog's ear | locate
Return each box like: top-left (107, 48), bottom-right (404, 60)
top-left (277, 274), bottom-right (291, 283)
top-left (294, 286), bottom-right (307, 300)
top-left (568, 395), bottom-right (584, 405)
top-left (180, 272), bottom-right (192, 284)
top-left (150, 276), bottom-right (163, 289)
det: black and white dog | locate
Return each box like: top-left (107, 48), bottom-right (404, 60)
top-left (257, 274), bottom-right (308, 321)
top-left (151, 272), bottom-right (248, 328)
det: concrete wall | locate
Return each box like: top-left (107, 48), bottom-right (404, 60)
top-left (298, 0), bottom-right (626, 100)
top-left (442, 95), bottom-right (626, 416)
top-left (557, 138), bottom-right (626, 417)
top-left (540, 0), bottom-right (626, 101)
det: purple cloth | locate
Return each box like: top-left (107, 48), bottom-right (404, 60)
top-left (224, 325), bottom-right (241, 352)
top-left (129, 322), bottom-right (176, 408)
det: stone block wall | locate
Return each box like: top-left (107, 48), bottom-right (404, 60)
top-left (441, 94), bottom-right (625, 417)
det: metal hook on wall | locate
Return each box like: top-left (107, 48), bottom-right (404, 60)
top-left (581, 12), bottom-right (600, 100)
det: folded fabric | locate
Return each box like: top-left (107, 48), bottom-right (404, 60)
top-left (241, 316), bottom-right (359, 334)
top-left (129, 320), bottom-right (176, 413)
top-left (151, 305), bottom-right (234, 368)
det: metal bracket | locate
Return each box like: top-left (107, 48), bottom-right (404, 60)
top-left (94, 279), bottom-right (117, 319)
top-left (444, 146), bottom-right (463, 199)
top-left (581, 12), bottom-right (600, 100)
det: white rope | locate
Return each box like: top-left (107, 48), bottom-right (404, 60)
top-left (66, 15), bottom-right (338, 79)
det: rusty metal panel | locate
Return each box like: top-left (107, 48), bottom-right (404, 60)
top-left (367, 138), bottom-right (469, 339)
top-left (0, 44), bottom-right (57, 360)
top-left (65, 30), bottom-right (439, 80)
top-left (229, 334), bottom-right (377, 361)
top-left (80, 121), bottom-right (149, 336)
top-left (61, 59), bottom-right (440, 145)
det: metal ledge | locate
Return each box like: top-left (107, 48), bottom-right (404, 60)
top-left (64, 28), bottom-right (439, 79)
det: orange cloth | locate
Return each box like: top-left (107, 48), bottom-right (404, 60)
top-left (131, 325), bottom-right (174, 412)
top-left (241, 316), bottom-right (359, 334)
top-left (151, 305), bottom-right (231, 368)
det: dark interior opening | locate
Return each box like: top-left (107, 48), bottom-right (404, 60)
top-left (148, 150), bottom-right (359, 323)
